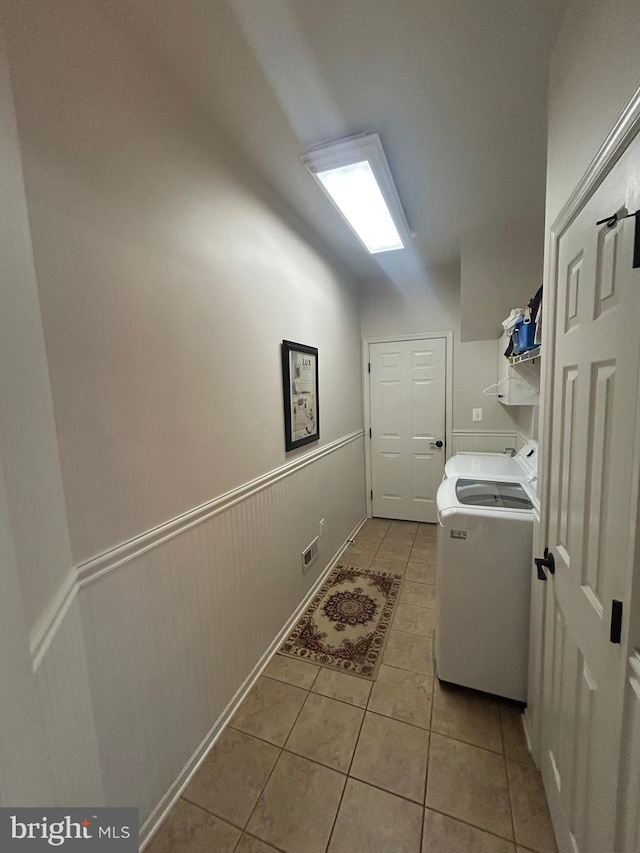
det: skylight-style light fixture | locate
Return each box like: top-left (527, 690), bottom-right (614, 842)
top-left (302, 133), bottom-right (410, 254)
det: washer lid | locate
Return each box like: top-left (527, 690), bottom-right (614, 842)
top-left (444, 453), bottom-right (522, 479)
top-left (455, 478), bottom-right (533, 510)
top-left (444, 440), bottom-right (539, 481)
top-left (514, 440), bottom-right (538, 479)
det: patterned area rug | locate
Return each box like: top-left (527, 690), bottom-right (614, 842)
top-left (279, 564), bottom-right (403, 679)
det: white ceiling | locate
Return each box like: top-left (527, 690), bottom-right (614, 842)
top-left (101, 0), bottom-right (566, 285)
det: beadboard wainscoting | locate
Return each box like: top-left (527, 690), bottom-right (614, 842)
top-left (450, 430), bottom-right (528, 455)
top-left (35, 596), bottom-right (105, 807)
top-left (30, 430), bottom-right (366, 843)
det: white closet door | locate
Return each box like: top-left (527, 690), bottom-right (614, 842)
top-left (540, 133), bottom-right (640, 853)
top-left (369, 338), bottom-right (446, 522)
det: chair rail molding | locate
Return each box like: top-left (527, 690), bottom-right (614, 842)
top-left (29, 428), bottom-right (365, 669)
top-left (77, 429), bottom-right (364, 587)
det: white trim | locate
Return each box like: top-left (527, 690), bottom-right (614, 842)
top-left (29, 430), bottom-right (365, 668)
top-left (529, 86), bottom-right (640, 763)
top-left (550, 85), bottom-right (640, 241)
top-left (362, 332), bottom-right (453, 518)
top-left (139, 514), bottom-right (366, 851)
top-left (539, 83), bottom-right (640, 548)
top-left (522, 711), bottom-right (534, 757)
top-left (30, 569), bottom-right (78, 672)
top-left (77, 429), bottom-right (364, 588)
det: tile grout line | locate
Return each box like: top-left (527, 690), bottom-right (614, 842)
top-left (325, 545), bottom-right (411, 851)
top-left (378, 660), bottom-right (434, 679)
top-left (308, 682), bottom-right (372, 711)
top-left (237, 676), bottom-right (370, 721)
top-left (180, 796), bottom-right (250, 841)
top-left (233, 668), bottom-right (319, 850)
top-left (428, 730), bottom-right (506, 758)
top-left (280, 686), bottom-right (365, 768)
top-left (387, 625), bottom-right (435, 642)
top-left (261, 658), bottom-right (323, 693)
top-left (322, 681), bottom-right (371, 853)
top-left (400, 577), bottom-right (436, 586)
top-left (233, 523), bottom-right (431, 851)
top-left (185, 778), bottom-right (524, 853)
top-left (422, 630), bottom-right (437, 852)
top-left (344, 768), bottom-right (427, 808)
top-left (392, 622), bottom-right (437, 635)
top-left (501, 709), bottom-right (519, 850)
top-left (230, 698), bottom-right (526, 765)
top-left (423, 804), bottom-right (523, 847)
top-left (232, 829), bottom-right (289, 853)
top-left (325, 550), bottom-right (417, 852)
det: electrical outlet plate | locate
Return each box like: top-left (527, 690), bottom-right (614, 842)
top-left (472, 408), bottom-right (483, 422)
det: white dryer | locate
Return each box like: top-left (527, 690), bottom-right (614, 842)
top-left (435, 475), bottom-right (536, 702)
top-left (444, 440), bottom-right (538, 483)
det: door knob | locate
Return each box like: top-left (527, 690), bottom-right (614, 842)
top-left (534, 548), bottom-right (555, 581)
top-left (430, 440), bottom-right (444, 448)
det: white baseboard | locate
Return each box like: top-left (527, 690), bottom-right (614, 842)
top-left (139, 514), bottom-right (367, 850)
top-left (521, 710), bottom-right (537, 768)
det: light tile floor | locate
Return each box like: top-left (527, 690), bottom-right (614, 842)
top-left (147, 519), bottom-right (558, 853)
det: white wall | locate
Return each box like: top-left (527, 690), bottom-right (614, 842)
top-left (546, 0), bottom-right (640, 228)
top-left (360, 263), bottom-right (536, 443)
top-left (1, 0), bottom-right (366, 831)
top-left (535, 0), bottom-right (640, 472)
top-left (0, 17), bottom-right (73, 629)
top-left (0, 20), bottom-right (103, 807)
top-left (0, 450), bottom-right (56, 807)
top-left (3, 1), bottom-right (363, 567)
top-left (460, 217), bottom-right (544, 343)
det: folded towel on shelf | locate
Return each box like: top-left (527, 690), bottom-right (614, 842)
top-left (502, 308), bottom-right (524, 336)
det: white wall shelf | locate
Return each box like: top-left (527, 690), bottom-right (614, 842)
top-left (495, 333), bottom-right (540, 406)
top-left (509, 346), bottom-right (541, 365)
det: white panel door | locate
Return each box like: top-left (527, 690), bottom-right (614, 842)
top-left (369, 338), bottom-right (446, 522)
top-left (615, 651), bottom-right (640, 853)
top-left (540, 135), bottom-right (640, 853)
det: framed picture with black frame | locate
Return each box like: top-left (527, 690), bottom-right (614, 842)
top-left (281, 340), bottom-right (319, 451)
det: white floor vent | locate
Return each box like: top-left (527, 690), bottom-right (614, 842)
top-left (302, 537), bottom-right (319, 572)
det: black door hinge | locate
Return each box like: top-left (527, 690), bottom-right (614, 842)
top-left (610, 600), bottom-right (623, 644)
top-left (368, 362), bottom-right (371, 373)
top-left (369, 428), bottom-right (372, 438)
top-left (370, 490), bottom-right (373, 500)
top-left (596, 209), bottom-right (640, 268)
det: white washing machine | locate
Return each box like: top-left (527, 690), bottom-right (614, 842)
top-left (435, 475), bottom-right (536, 702)
top-left (444, 439), bottom-right (538, 483)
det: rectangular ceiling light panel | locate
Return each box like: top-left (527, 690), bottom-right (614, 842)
top-left (302, 134), bottom-right (410, 254)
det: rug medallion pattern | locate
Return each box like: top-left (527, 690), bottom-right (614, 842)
top-left (279, 564), bottom-right (403, 679)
